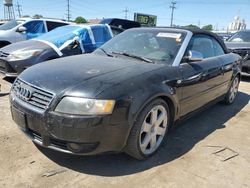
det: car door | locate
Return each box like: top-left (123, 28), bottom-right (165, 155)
top-left (212, 37), bottom-right (234, 94)
top-left (179, 34), bottom-right (223, 116)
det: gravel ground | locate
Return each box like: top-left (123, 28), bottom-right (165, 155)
top-left (0, 75), bottom-right (250, 188)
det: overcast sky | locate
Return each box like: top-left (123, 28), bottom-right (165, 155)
top-left (1, 0), bottom-right (249, 29)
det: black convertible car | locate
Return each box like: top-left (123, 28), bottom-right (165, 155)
top-left (225, 30), bottom-right (250, 75)
top-left (10, 28), bottom-right (242, 159)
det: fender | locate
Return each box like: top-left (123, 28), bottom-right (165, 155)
top-left (127, 82), bottom-right (180, 129)
top-left (228, 56), bottom-right (242, 90)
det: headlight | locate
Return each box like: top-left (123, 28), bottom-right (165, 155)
top-left (8, 49), bottom-right (42, 61)
top-left (55, 97), bottom-right (115, 115)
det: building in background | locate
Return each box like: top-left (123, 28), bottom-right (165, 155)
top-left (228, 16), bottom-right (246, 32)
top-left (88, 19), bottom-right (102, 24)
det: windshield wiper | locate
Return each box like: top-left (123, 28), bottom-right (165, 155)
top-left (99, 48), bottom-right (113, 57)
top-left (112, 52), bottom-right (154, 64)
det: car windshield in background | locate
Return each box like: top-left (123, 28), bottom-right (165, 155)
top-left (228, 31), bottom-right (250, 42)
top-left (100, 29), bottom-right (186, 64)
top-left (0, 19), bottom-right (24, 30)
top-left (35, 25), bottom-right (83, 49)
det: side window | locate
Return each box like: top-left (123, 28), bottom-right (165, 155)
top-left (23, 21), bottom-right (45, 34)
top-left (46, 21), bottom-right (68, 32)
top-left (212, 38), bottom-right (225, 56)
top-left (92, 27), bottom-right (112, 48)
top-left (186, 35), bottom-right (214, 58)
top-left (23, 20), bottom-right (45, 39)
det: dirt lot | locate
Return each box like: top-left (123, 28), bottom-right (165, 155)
top-left (0, 75), bottom-right (250, 188)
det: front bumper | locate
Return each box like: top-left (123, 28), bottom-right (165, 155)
top-left (242, 60), bottom-right (250, 75)
top-left (0, 58), bottom-right (18, 77)
top-left (10, 92), bottom-right (131, 155)
top-left (230, 48), bottom-right (250, 75)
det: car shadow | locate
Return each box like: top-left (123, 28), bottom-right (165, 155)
top-left (3, 77), bottom-right (15, 84)
top-left (36, 91), bottom-right (250, 177)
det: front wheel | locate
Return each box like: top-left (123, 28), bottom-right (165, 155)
top-left (223, 76), bottom-right (240, 104)
top-left (125, 99), bottom-right (170, 160)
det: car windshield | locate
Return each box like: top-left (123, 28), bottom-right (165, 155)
top-left (98, 29), bottom-right (186, 64)
top-left (228, 31), bottom-right (250, 42)
top-left (36, 25), bottom-right (85, 49)
top-left (0, 19), bottom-right (24, 30)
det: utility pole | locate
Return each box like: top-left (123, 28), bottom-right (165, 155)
top-left (123, 7), bottom-right (129, 20)
top-left (16, 2), bottom-right (22, 18)
top-left (66, 0), bottom-right (71, 21)
top-left (170, 1), bottom-right (177, 27)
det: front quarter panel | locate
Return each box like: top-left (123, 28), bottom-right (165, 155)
top-left (95, 66), bottom-right (182, 145)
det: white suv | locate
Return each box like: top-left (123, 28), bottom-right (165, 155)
top-left (0, 18), bottom-right (70, 48)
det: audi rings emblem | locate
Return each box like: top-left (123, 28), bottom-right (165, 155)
top-left (15, 84), bottom-right (34, 101)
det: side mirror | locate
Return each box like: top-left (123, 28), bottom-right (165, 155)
top-left (16, 26), bottom-right (27, 33)
top-left (183, 50), bottom-right (203, 62)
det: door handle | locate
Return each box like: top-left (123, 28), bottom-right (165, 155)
top-left (187, 73), bottom-right (202, 81)
top-left (220, 66), bottom-right (225, 75)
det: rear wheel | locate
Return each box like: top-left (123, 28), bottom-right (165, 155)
top-left (223, 76), bottom-right (240, 104)
top-left (125, 99), bottom-right (170, 160)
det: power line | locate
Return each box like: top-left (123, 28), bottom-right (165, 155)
top-left (16, 2), bottom-right (22, 18)
top-left (66, 0), bottom-right (71, 21)
top-left (122, 7), bottom-right (129, 20)
top-left (170, 1), bottom-right (177, 27)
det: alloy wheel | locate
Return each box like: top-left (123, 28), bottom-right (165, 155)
top-left (139, 105), bottom-right (168, 155)
top-left (229, 77), bottom-right (239, 103)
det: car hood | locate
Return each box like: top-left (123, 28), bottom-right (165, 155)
top-left (0, 40), bottom-right (51, 55)
top-left (0, 30), bottom-right (8, 34)
top-left (0, 30), bottom-right (9, 39)
top-left (19, 54), bottom-right (165, 97)
top-left (225, 42), bottom-right (250, 50)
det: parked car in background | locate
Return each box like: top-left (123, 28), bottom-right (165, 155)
top-left (100, 18), bottom-right (141, 36)
top-left (10, 27), bottom-right (242, 159)
top-left (0, 24), bottom-right (113, 77)
top-left (216, 33), bottom-right (232, 41)
top-left (0, 18), bottom-right (69, 48)
top-left (225, 30), bottom-right (250, 75)
top-left (0, 22), bottom-right (5, 26)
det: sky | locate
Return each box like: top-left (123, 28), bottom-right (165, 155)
top-left (0, 0), bottom-right (250, 30)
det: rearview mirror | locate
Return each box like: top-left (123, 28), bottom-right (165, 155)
top-left (16, 26), bottom-right (27, 33)
top-left (183, 50), bottom-right (203, 62)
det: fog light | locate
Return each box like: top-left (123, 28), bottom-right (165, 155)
top-left (67, 143), bottom-right (81, 152)
top-left (67, 142), bottom-right (99, 153)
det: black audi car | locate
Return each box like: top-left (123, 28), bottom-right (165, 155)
top-left (10, 28), bottom-right (242, 159)
top-left (225, 30), bottom-right (250, 75)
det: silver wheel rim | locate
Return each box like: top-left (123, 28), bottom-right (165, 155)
top-left (139, 105), bottom-right (168, 155)
top-left (229, 77), bottom-right (239, 103)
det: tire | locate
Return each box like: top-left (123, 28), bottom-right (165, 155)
top-left (223, 76), bottom-right (240, 105)
top-left (125, 99), bottom-right (170, 160)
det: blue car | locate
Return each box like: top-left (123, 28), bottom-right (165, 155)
top-left (0, 24), bottom-right (113, 77)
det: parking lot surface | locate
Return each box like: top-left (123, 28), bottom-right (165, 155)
top-left (0, 75), bottom-right (250, 188)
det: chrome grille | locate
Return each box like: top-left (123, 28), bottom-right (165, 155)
top-left (12, 78), bottom-right (54, 110)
